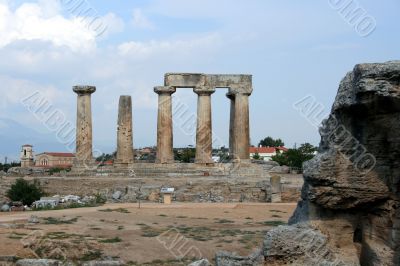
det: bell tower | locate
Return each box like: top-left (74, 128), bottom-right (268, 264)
top-left (20, 144), bottom-right (34, 167)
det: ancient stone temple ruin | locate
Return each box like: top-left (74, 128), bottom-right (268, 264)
top-left (154, 73), bottom-right (253, 164)
top-left (71, 73), bottom-right (253, 170)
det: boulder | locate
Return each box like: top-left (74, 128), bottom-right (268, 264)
top-left (112, 191), bottom-right (122, 200)
top-left (215, 250), bottom-right (263, 266)
top-left (263, 223), bottom-right (355, 265)
top-left (1, 204), bottom-right (10, 212)
top-left (270, 165), bottom-right (289, 173)
top-left (187, 259), bottom-right (211, 266)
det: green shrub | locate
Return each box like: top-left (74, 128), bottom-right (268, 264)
top-left (6, 178), bottom-right (45, 205)
top-left (95, 193), bottom-right (107, 204)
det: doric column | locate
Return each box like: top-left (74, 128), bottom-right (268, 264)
top-left (115, 95), bottom-right (134, 167)
top-left (194, 86), bottom-right (215, 164)
top-left (227, 93), bottom-right (235, 160)
top-left (154, 86), bottom-right (176, 164)
top-left (232, 91), bottom-right (251, 161)
top-left (73, 85), bottom-right (96, 168)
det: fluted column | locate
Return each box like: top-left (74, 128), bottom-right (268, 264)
top-left (115, 95), bottom-right (134, 167)
top-left (233, 92), bottom-right (251, 161)
top-left (73, 85), bottom-right (96, 168)
top-left (194, 87), bottom-right (215, 164)
top-left (155, 86), bottom-right (176, 164)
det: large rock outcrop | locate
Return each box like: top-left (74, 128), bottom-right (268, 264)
top-left (262, 61), bottom-right (400, 265)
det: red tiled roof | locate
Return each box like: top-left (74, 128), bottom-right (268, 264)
top-left (249, 146), bottom-right (288, 154)
top-left (43, 152), bottom-right (75, 158)
top-left (96, 160), bottom-right (113, 165)
top-left (249, 147), bottom-right (276, 153)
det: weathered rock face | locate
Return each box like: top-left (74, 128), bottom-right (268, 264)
top-left (263, 61), bottom-right (400, 266)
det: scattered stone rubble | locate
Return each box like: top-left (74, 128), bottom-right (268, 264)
top-left (188, 258), bottom-right (211, 266)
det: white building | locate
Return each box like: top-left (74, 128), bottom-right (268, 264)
top-left (249, 146), bottom-right (288, 161)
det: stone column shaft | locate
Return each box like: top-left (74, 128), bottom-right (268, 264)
top-left (194, 87), bottom-right (215, 164)
top-left (155, 86), bottom-right (176, 163)
top-left (233, 92), bottom-right (250, 160)
top-left (115, 95), bottom-right (134, 166)
top-left (73, 85), bottom-right (96, 167)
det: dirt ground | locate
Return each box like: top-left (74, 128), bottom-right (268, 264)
top-left (0, 203), bottom-right (296, 265)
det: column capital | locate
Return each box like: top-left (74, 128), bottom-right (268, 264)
top-left (73, 85), bottom-right (96, 95)
top-left (154, 86), bottom-right (176, 95)
top-left (227, 85), bottom-right (252, 96)
top-left (226, 92), bottom-right (235, 100)
top-left (193, 86), bottom-right (215, 96)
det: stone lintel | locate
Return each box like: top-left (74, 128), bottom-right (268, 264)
top-left (154, 86), bottom-right (176, 95)
top-left (165, 73), bottom-right (252, 91)
top-left (73, 85), bottom-right (96, 95)
top-left (206, 74), bottom-right (252, 89)
top-left (165, 73), bottom-right (206, 88)
top-left (193, 86), bottom-right (216, 96)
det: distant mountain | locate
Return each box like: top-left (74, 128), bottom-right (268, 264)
top-left (0, 118), bottom-right (71, 162)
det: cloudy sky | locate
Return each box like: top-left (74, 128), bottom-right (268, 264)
top-left (0, 0), bottom-right (399, 160)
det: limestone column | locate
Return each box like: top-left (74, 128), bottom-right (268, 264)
top-left (154, 86), bottom-right (176, 163)
top-left (233, 92), bottom-right (251, 161)
top-left (227, 93), bottom-right (235, 159)
top-left (73, 85), bottom-right (96, 167)
top-left (115, 96), bottom-right (134, 166)
top-left (194, 87), bottom-right (215, 164)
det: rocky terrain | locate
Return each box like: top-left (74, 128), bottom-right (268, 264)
top-left (216, 61), bottom-right (400, 265)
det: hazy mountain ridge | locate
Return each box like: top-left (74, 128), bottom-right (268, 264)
top-left (0, 118), bottom-right (68, 161)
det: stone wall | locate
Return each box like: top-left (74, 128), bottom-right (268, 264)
top-left (0, 174), bottom-right (302, 204)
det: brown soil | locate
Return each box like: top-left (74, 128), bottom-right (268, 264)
top-left (0, 203), bottom-right (296, 265)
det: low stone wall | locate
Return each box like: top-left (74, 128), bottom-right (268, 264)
top-left (0, 174), bottom-right (303, 203)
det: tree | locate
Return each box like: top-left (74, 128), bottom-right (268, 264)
top-left (96, 152), bottom-right (116, 162)
top-left (6, 178), bottom-right (45, 205)
top-left (174, 148), bottom-right (196, 163)
top-left (271, 143), bottom-right (317, 169)
top-left (0, 162), bottom-right (21, 172)
top-left (258, 137), bottom-right (285, 147)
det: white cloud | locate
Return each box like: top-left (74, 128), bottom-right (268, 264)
top-left (0, 75), bottom-right (65, 109)
top-left (0, 1), bottom-right (125, 52)
top-left (99, 12), bottom-right (125, 38)
top-left (131, 8), bottom-right (155, 30)
top-left (0, 2), bottom-right (96, 52)
top-left (118, 33), bottom-right (222, 60)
